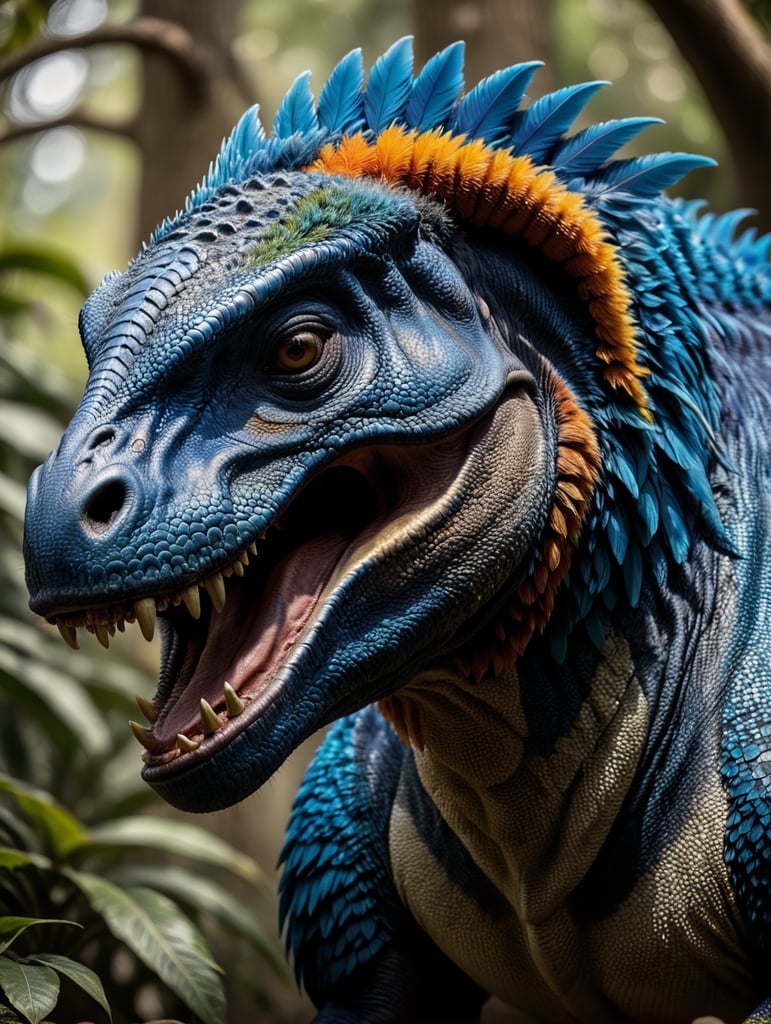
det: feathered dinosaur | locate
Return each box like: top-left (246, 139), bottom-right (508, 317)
top-left (23, 37), bottom-right (771, 1024)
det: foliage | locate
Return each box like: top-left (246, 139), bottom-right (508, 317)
top-left (747, 0), bottom-right (771, 33)
top-left (0, 0), bottom-right (56, 57)
top-left (0, 244), bottom-right (286, 1024)
top-left (0, 10), bottom-right (286, 1013)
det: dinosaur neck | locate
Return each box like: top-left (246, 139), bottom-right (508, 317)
top-left (389, 631), bottom-right (649, 915)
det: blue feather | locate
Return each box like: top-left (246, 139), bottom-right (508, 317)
top-left (550, 117), bottom-right (661, 176)
top-left (585, 608), bottom-right (608, 648)
top-left (623, 542), bottom-right (644, 607)
top-left (607, 443), bottom-right (641, 499)
top-left (224, 103), bottom-right (267, 167)
top-left (184, 104), bottom-right (267, 213)
top-left (708, 208), bottom-right (756, 248)
top-left (274, 70), bottom-right (319, 139)
top-left (405, 41), bottom-right (465, 131)
top-left (318, 48), bottom-right (365, 134)
top-left (364, 36), bottom-right (414, 132)
top-left (606, 506), bottom-right (629, 565)
top-left (659, 482), bottom-right (691, 563)
top-left (739, 229), bottom-right (771, 267)
top-left (509, 81), bottom-right (607, 163)
top-left (449, 62), bottom-right (542, 146)
top-left (588, 152), bottom-right (716, 197)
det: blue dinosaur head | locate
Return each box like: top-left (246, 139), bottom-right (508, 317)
top-left (24, 159), bottom-right (547, 808)
top-left (24, 38), bottom-right (758, 811)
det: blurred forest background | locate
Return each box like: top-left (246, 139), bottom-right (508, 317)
top-left (0, 1), bottom-right (769, 1022)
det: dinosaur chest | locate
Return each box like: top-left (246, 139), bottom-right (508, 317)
top-left (387, 642), bottom-right (755, 1023)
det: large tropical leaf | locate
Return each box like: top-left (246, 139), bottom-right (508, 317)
top-left (65, 872), bottom-right (226, 1024)
top-left (0, 919), bottom-right (78, 956)
top-left (0, 622), bottom-right (111, 760)
top-left (83, 817), bottom-right (263, 883)
top-left (109, 864), bottom-right (284, 975)
top-left (28, 954), bottom-right (111, 1021)
top-left (0, 958), bottom-right (59, 1024)
top-left (0, 777), bottom-right (90, 859)
top-left (0, 848), bottom-right (51, 873)
top-left (0, 245), bottom-right (90, 298)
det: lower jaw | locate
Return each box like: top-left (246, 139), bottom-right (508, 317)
top-left (141, 527), bottom-right (355, 763)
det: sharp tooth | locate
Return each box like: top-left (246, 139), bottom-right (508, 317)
top-left (177, 733), bottom-right (200, 753)
top-left (200, 698), bottom-right (222, 734)
top-left (57, 622), bottom-right (79, 650)
top-left (136, 695), bottom-right (159, 724)
top-left (129, 720), bottom-right (156, 750)
top-left (116, 619), bottom-right (125, 632)
top-left (248, 542), bottom-right (257, 556)
top-left (231, 560), bottom-right (244, 577)
top-left (134, 597), bottom-right (156, 642)
top-left (223, 681), bottom-right (245, 717)
top-left (181, 584), bottom-right (201, 619)
top-left (203, 573), bottom-right (226, 614)
top-left (240, 549), bottom-right (250, 565)
top-left (95, 624), bottom-right (110, 648)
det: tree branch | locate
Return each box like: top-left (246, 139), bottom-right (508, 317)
top-left (0, 110), bottom-right (139, 146)
top-left (644, 0), bottom-right (771, 225)
top-left (0, 16), bottom-right (215, 98)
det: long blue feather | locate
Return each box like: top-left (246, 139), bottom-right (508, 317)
top-left (184, 104), bottom-right (267, 214)
top-left (508, 81), bottom-right (607, 163)
top-left (623, 541), bottom-right (644, 607)
top-left (274, 70), bottom-right (319, 139)
top-left (588, 152), bottom-right (716, 197)
top-left (659, 481), bottom-right (691, 564)
top-left (708, 208), bottom-right (756, 249)
top-left (318, 48), bottom-right (365, 134)
top-left (364, 36), bottom-right (414, 132)
top-left (550, 117), bottom-right (661, 176)
top-left (404, 41), bottom-right (465, 131)
top-left (449, 62), bottom-right (542, 146)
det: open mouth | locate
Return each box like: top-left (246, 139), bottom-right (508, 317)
top-left (45, 440), bottom-right (463, 773)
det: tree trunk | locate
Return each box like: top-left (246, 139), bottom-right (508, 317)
top-left (412, 0), bottom-right (555, 96)
top-left (135, 0), bottom-right (250, 244)
top-left (644, 0), bottom-right (771, 230)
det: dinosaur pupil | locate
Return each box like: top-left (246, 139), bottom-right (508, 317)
top-left (277, 333), bottom-right (321, 371)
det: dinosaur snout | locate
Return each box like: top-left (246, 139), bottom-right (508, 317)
top-left (23, 418), bottom-right (156, 612)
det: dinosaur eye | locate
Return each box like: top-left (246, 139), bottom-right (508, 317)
top-left (271, 330), bottom-right (326, 373)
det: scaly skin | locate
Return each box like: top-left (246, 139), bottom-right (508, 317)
top-left (24, 40), bottom-right (771, 1024)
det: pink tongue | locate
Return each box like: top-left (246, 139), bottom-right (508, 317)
top-left (153, 532), bottom-right (350, 745)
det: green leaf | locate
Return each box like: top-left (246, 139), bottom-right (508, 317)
top-left (0, 295), bottom-right (32, 318)
top-left (0, 918), bottom-right (79, 956)
top-left (28, 955), bottom-right (111, 1021)
top-left (0, 402), bottom-right (63, 463)
top-left (0, 472), bottom-right (27, 522)
top-left (84, 817), bottom-right (263, 883)
top-left (0, 246), bottom-right (90, 296)
top-left (0, 630), bottom-right (111, 760)
top-left (0, 957), bottom-right (59, 1024)
top-left (65, 871), bottom-right (225, 1024)
top-left (109, 865), bottom-right (285, 975)
top-left (0, 776), bottom-right (91, 859)
top-left (0, 848), bottom-right (51, 873)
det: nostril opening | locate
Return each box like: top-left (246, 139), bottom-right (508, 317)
top-left (88, 428), bottom-right (115, 451)
top-left (83, 479), bottom-right (127, 534)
